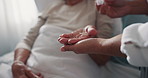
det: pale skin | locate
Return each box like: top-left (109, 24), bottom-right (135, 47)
top-left (59, 0), bottom-right (148, 57)
top-left (12, 0), bottom-right (83, 78)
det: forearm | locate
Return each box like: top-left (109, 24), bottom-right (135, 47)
top-left (101, 34), bottom-right (126, 57)
top-left (14, 48), bottom-right (31, 64)
top-left (14, 18), bottom-right (45, 64)
top-left (15, 17), bottom-right (46, 50)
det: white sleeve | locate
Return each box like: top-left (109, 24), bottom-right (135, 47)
top-left (15, 1), bottom-right (63, 50)
top-left (15, 17), bottom-right (46, 50)
top-left (121, 22), bottom-right (148, 67)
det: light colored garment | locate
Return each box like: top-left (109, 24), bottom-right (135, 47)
top-left (121, 22), bottom-right (148, 66)
top-left (15, 0), bottom-right (113, 50)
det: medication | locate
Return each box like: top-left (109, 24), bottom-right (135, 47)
top-left (96, 0), bottom-right (104, 5)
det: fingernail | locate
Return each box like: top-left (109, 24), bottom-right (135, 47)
top-left (58, 37), bottom-right (61, 41)
top-left (59, 34), bottom-right (64, 37)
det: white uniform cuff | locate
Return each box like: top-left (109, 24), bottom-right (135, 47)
top-left (121, 23), bottom-right (148, 66)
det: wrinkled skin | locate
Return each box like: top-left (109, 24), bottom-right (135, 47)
top-left (12, 61), bottom-right (43, 78)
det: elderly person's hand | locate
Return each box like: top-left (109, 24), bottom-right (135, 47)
top-left (12, 61), bottom-right (43, 78)
top-left (96, 0), bottom-right (148, 18)
top-left (58, 25), bottom-right (97, 45)
top-left (65, 0), bottom-right (83, 6)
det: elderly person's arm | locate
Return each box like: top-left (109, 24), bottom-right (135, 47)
top-left (12, 17), bottom-right (46, 78)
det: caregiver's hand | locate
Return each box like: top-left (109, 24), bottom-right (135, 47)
top-left (58, 25), bottom-right (97, 45)
top-left (12, 61), bottom-right (43, 78)
top-left (65, 0), bottom-right (83, 6)
top-left (96, 0), bottom-right (131, 18)
top-left (61, 34), bottom-right (126, 57)
top-left (61, 38), bottom-right (106, 54)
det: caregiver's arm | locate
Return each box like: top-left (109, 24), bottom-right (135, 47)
top-left (12, 17), bottom-right (46, 78)
top-left (61, 34), bottom-right (126, 57)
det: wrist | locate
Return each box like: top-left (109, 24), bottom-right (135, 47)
top-left (100, 35), bottom-right (126, 57)
top-left (14, 48), bottom-right (31, 64)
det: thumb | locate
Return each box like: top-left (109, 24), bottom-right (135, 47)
top-left (87, 27), bottom-right (97, 37)
top-left (85, 25), bottom-right (97, 37)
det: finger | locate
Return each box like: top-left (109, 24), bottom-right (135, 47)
top-left (68, 38), bottom-right (82, 44)
top-left (60, 33), bottom-right (74, 38)
top-left (25, 68), bottom-right (39, 78)
top-left (99, 4), bottom-right (106, 14)
top-left (61, 45), bottom-right (75, 52)
top-left (59, 34), bottom-right (70, 38)
top-left (106, 6), bottom-right (117, 18)
top-left (58, 37), bottom-right (62, 41)
top-left (105, 0), bottom-right (125, 7)
top-left (87, 27), bottom-right (97, 37)
top-left (100, 4), bottom-right (108, 15)
top-left (58, 38), bottom-right (69, 44)
top-left (84, 25), bottom-right (95, 32)
top-left (96, 4), bottom-right (102, 11)
top-left (68, 33), bottom-right (90, 44)
top-left (105, 0), bottom-right (115, 5)
top-left (84, 25), bottom-right (97, 37)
